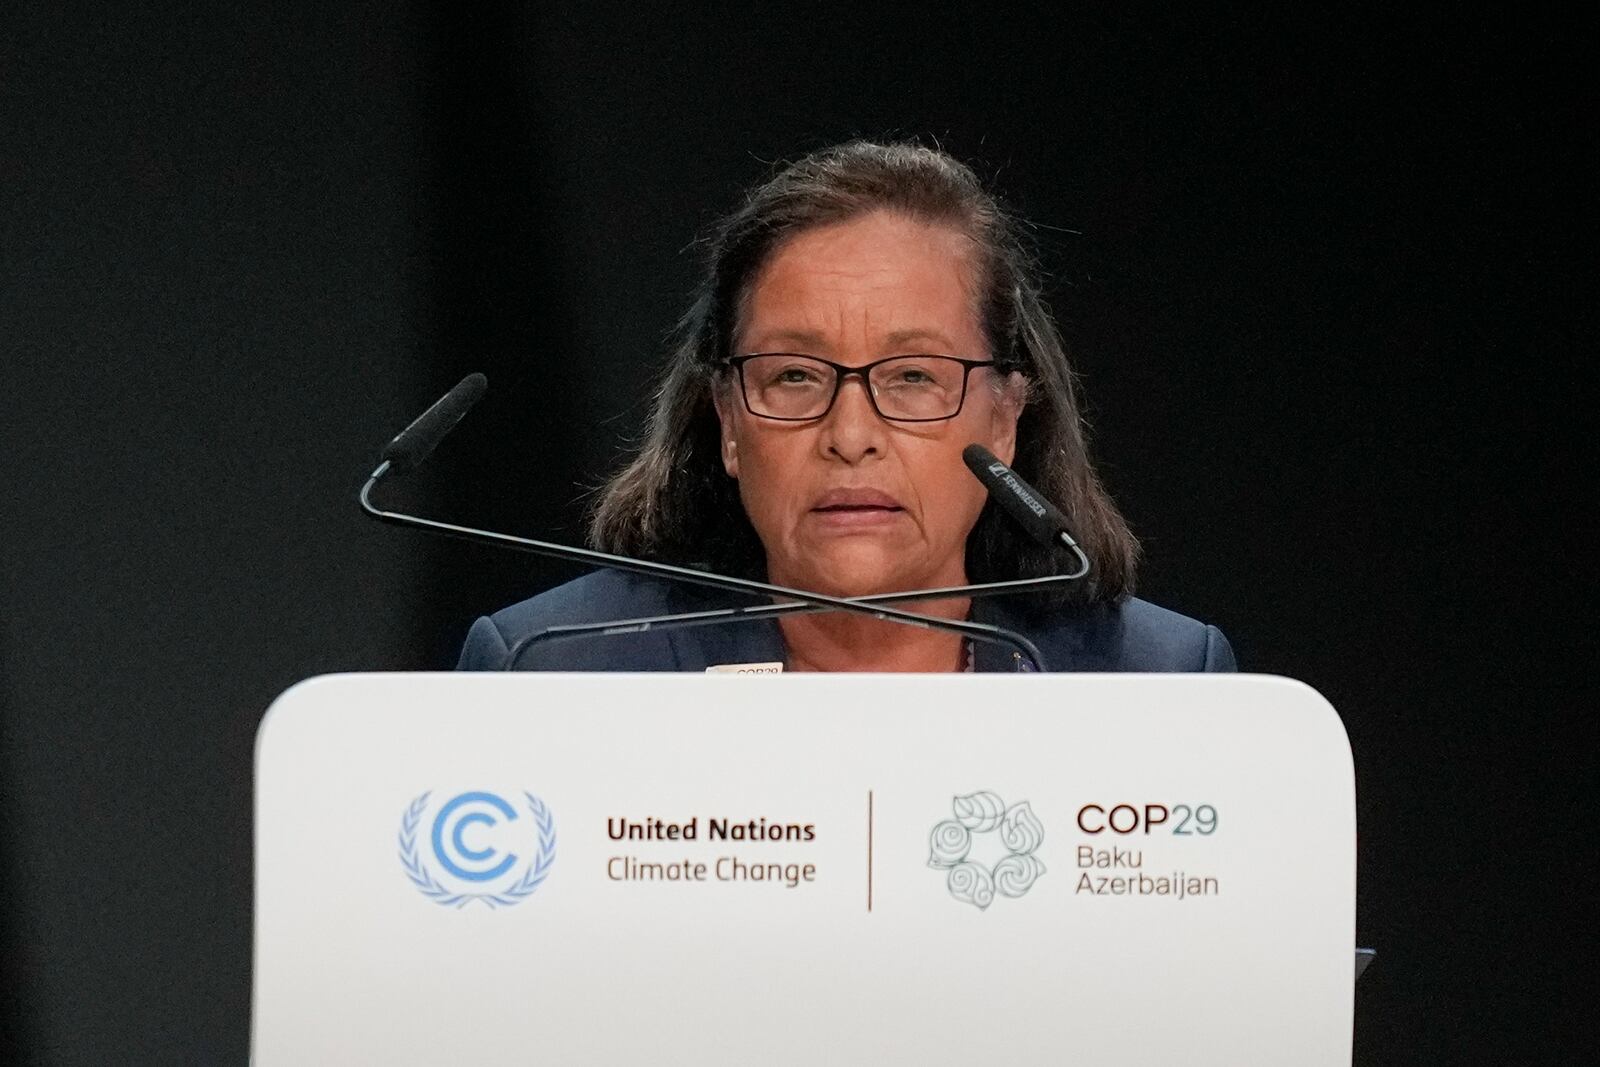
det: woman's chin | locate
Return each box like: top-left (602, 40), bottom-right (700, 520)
top-left (778, 542), bottom-right (931, 599)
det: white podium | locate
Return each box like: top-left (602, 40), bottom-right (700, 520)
top-left (252, 672), bottom-right (1356, 1065)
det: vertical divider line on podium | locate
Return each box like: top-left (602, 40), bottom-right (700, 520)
top-left (867, 789), bottom-right (875, 912)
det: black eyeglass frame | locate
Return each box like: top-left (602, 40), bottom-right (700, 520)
top-left (722, 352), bottom-right (1011, 423)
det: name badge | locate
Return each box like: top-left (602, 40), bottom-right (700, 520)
top-left (705, 662), bottom-right (784, 674)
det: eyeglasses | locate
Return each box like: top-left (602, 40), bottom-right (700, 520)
top-left (724, 353), bottom-right (1005, 423)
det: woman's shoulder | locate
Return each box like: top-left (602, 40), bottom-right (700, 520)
top-left (493, 569), bottom-right (680, 631)
top-left (1051, 596), bottom-right (1237, 672)
top-left (977, 594), bottom-right (1235, 672)
top-left (455, 570), bottom-right (685, 670)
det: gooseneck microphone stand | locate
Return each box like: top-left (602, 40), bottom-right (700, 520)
top-left (507, 562), bottom-right (1089, 666)
top-left (504, 444), bottom-right (1094, 667)
top-left (361, 375), bottom-right (1052, 670)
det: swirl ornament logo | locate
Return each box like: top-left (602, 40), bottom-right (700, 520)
top-left (927, 791), bottom-right (1045, 910)
top-left (398, 790), bottom-right (556, 909)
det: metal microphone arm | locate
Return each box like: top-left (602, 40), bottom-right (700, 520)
top-left (506, 547), bottom-right (1090, 668)
top-left (360, 460), bottom-right (1049, 671)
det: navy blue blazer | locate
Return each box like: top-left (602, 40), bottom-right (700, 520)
top-left (456, 570), bottom-right (1237, 673)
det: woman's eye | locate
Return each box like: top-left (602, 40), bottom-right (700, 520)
top-left (774, 367), bottom-right (822, 385)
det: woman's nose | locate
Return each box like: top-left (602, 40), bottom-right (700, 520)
top-left (820, 375), bottom-right (885, 462)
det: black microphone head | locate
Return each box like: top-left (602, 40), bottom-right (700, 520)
top-left (381, 373), bottom-right (488, 474)
top-left (962, 443), bottom-right (1073, 549)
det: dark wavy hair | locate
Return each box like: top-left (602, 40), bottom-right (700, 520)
top-left (588, 139), bottom-right (1138, 608)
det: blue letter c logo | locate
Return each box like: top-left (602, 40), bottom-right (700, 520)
top-left (430, 791), bottom-right (519, 882)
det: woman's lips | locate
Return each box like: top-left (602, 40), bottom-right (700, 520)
top-left (809, 489), bottom-right (906, 528)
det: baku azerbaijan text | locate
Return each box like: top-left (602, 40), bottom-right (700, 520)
top-left (1076, 846), bottom-right (1218, 898)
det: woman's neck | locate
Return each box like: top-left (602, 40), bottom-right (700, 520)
top-left (777, 594), bottom-right (973, 673)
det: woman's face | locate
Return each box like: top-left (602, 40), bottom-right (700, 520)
top-left (715, 210), bottom-right (1024, 597)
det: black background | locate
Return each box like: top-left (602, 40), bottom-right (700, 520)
top-left (2, 5), bottom-right (1586, 1063)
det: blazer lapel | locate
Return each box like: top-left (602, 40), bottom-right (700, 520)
top-left (971, 596), bottom-right (1088, 673)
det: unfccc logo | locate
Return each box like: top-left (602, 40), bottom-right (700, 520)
top-left (397, 790), bottom-right (556, 909)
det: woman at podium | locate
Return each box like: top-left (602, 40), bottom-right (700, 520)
top-left (458, 140), bottom-right (1234, 674)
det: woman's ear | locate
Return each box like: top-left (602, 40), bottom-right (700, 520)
top-left (989, 371), bottom-right (1027, 466)
top-left (711, 387), bottom-right (740, 479)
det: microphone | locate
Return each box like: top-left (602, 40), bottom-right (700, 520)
top-left (381, 372), bottom-right (487, 474)
top-left (508, 445), bottom-right (1093, 666)
top-left (362, 377), bottom-right (1049, 670)
top-left (962, 444), bottom-right (1080, 550)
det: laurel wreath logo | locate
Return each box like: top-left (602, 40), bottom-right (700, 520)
top-left (398, 791), bottom-right (557, 909)
top-left (927, 790), bottom-right (1046, 910)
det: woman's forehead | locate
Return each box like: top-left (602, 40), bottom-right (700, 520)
top-left (737, 212), bottom-right (983, 355)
